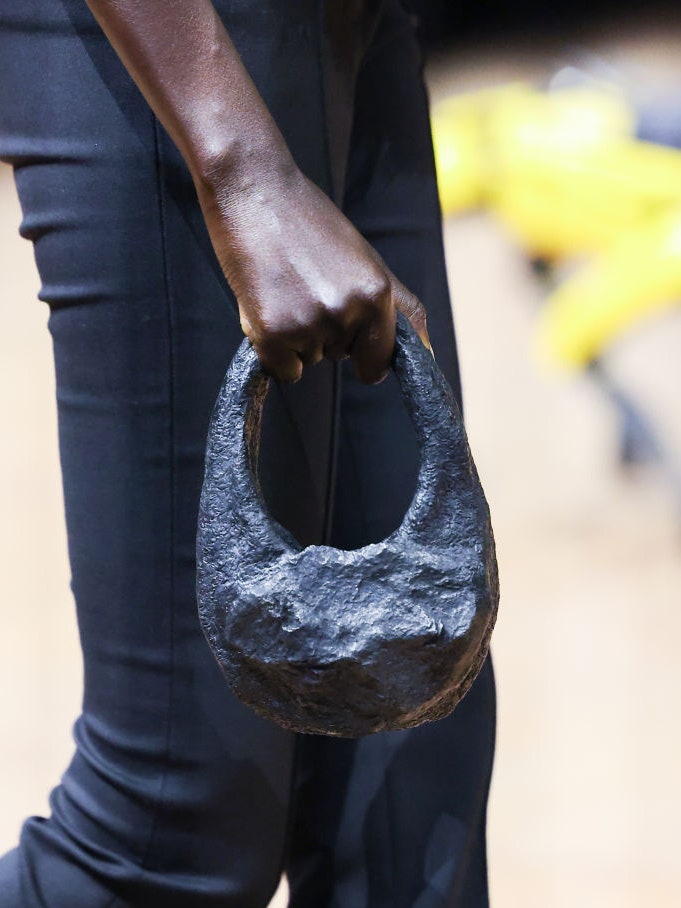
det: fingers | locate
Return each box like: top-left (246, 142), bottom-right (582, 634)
top-left (349, 276), bottom-right (430, 383)
top-left (322, 338), bottom-right (352, 362)
top-left (251, 340), bottom-right (303, 383)
top-left (241, 272), bottom-right (428, 384)
top-left (251, 320), bottom-right (390, 386)
top-left (247, 322), bottom-right (354, 383)
top-left (349, 305), bottom-right (396, 385)
top-left (296, 343), bottom-right (324, 367)
top-left (391, 277), bottom-right (432, 353)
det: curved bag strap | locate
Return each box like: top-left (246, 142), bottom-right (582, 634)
top-left (200, 313), bottom-right (475, 559)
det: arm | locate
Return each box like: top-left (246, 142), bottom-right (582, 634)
top-left (85, 0), bottom-right (430, 382)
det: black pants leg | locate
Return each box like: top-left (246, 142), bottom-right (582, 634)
top-left (0, 1), bottom-right (495, 905)
top-left (286, 7), bottom-right (495, 907)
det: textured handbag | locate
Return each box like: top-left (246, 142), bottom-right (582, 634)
top-left (196, 314), bottom-right (499, 737)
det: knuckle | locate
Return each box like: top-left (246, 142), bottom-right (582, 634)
top-left (362, 273), bottom-right (391, 311)
top-left (319, 294), bottom-right (353, 332)
top-left (320, 272), bottom-right (390, 328)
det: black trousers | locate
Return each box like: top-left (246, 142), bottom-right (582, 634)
top-left (0, 1), bottom-right (495, 905)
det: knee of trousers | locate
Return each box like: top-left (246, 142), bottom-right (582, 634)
top-left (1, 693), bottom-right (296, 908)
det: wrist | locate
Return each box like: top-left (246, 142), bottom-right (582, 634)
top-left (190, 120), bottom-right (297, 205)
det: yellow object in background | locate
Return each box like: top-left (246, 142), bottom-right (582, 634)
top-left (431, 84), bottom-right (529, 214)
top-left (536, 208), bottom-right (681, 368)
top-left (431, 83), bottom-right (681, 368)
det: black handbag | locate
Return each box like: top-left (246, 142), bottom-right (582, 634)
top-left (196, 314), bottom-right (499, 737)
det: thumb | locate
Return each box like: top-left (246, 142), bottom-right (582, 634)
top-left (391, 277), bottom-right (432, 355)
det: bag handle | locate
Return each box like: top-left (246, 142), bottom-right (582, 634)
top-left (200, 312), bottom-right (475, 561)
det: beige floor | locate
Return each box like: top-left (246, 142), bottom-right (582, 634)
top-left (2, 27), bottom-right (681, 908)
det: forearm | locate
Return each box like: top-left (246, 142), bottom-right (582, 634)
top-left (84, 0), bottom-right (293, 188)
top-left (84, 0), bottom-right (430, 381)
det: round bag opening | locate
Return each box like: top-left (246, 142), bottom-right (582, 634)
top-left (257, 362), bottom-right (420, 552)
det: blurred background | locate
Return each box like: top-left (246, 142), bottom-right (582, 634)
top-left (2, 2), bottom-right (681, 906)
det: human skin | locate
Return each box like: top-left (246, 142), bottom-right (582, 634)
top-left (83, 0), bottom-right (432, 384)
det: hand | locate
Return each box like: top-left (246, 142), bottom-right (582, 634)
top-left (197, 160), bottom-right (431, 383)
